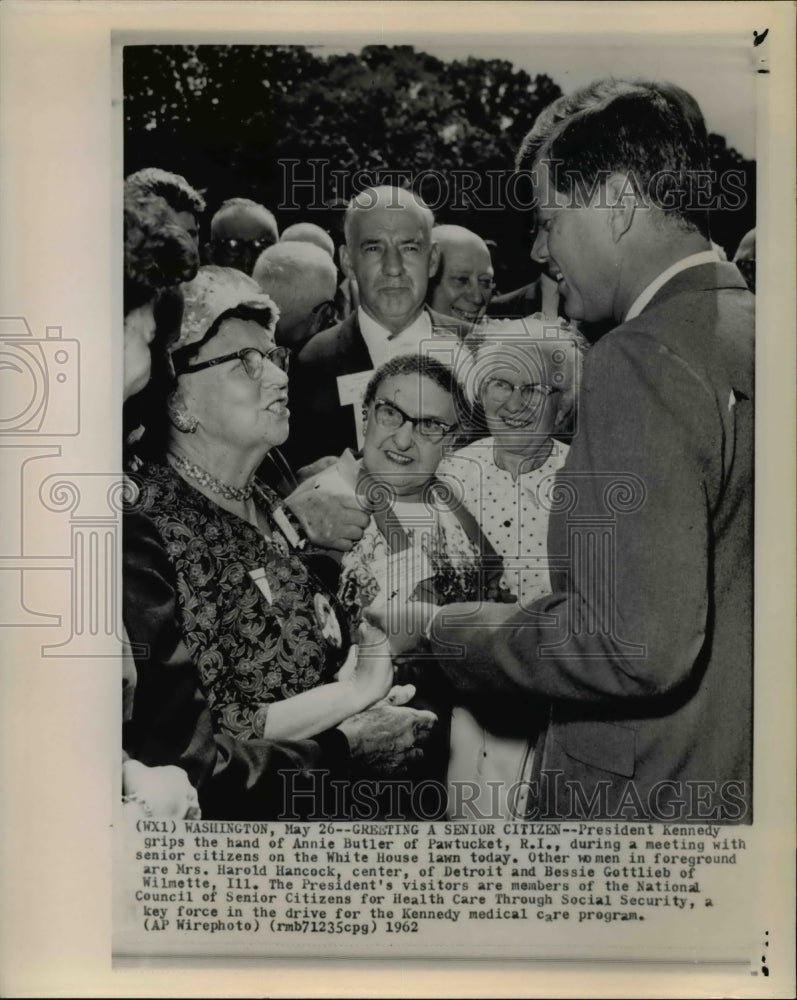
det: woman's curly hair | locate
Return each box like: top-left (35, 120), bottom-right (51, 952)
top-left (123, 185), bottom-right (199, 315)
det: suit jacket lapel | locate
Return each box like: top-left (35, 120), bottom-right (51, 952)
top-left (334, 307), bottom-right (468, 379)
top-left (335, 312), bottom-right (373, 374)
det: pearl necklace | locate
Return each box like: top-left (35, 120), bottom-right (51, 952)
top-left (169, 452), bottom-right (255, 502)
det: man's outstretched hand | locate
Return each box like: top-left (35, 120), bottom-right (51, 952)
top-left (285, 470), bottom-right (370, 552)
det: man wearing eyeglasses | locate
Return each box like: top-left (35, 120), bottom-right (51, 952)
top-left (286, 186), bottom-right (469, 470)
top-left (205, 197), bottom-right (279, 275)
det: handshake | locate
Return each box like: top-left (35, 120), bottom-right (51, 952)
top-left (335, 619), bottom-right (437, 775)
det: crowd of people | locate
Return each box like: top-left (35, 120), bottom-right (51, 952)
top-left (121, 76), bottom-right (754, 824)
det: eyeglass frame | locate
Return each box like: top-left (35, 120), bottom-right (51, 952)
top-left (482, 377), bottom-right (558, 405)
top-left (370, 397), bottom-right (457, 444)
top-left (169, 344), bottom-right (290, 380)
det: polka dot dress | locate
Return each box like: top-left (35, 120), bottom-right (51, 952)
top-left (438, 436), bottom-right (570, 819)
top-left (437, 437), bottom-right (570, 603)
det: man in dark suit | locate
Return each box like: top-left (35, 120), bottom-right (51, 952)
top-left (376, 81), bottom-right (754, 823)
top-left (286, 186), bottom-right (468, 468)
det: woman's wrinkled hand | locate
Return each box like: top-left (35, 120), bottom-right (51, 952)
top-left (337, 702), bottom-right (437, 776)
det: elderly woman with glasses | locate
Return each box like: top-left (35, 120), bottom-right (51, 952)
top-left (313, 354), bottom-right (507, 816)
top-left (432, 315), bottom-right (584, 817)
top-left (329, 354), bottom-right (506, 625)
top-left (439, 316), bottom-right (584, 601)
top-left (129, 265), bottom-right (404, 750)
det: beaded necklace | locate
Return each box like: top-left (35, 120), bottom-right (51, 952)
top-left (168, 451), bottom-right (255, 502)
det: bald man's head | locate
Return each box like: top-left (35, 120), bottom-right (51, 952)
top-left (206, 198), bottom-right (279, 275)
top-left (340, 186), bottom-right (438, 334)
top-left (252, 241), bottom-right (338, 349)
top-left (280, 222), bottom-right (335, 258)
top-left (428, 225), bottom-right (494, 325)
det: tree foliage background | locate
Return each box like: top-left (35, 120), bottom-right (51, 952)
top-left (124, 45), bottom-right (756, 291)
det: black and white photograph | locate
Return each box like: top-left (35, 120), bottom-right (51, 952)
top-left (120, 36), bottom-right (758, 829)
top-left (1, 1), bottom-right (795, 996)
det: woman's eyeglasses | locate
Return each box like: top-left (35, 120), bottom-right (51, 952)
top-left (171, 345), bottom-right (290, 380)
top-left (483, 377), bottom-right (557, 405)
top-left (372, 398), bottom-right (456, 444)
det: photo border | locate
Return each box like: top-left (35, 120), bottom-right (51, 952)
top-left (1, 2), bottom-right (794, 996)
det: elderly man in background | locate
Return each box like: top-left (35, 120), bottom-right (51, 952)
top-left (376, 80), bottom-right (754, 824)
top-left (252, 240), bottom-right (339, 351)
top-left (427, 224), bottom-right (495, 326)
top-left (280, 220), bottom-right (336, 258)
top-left (287, 186), bottom-right (468, 468)
top-left (205, 196), bottom-right (279, 275)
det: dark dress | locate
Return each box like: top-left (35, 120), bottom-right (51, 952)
top-left (130, 462), bottom-right (351, 741)
top-left (123, 463), bottom-right (352, 820)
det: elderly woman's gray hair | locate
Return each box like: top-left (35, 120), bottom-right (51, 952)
top-left (455, 315), bottom-right (587, 434)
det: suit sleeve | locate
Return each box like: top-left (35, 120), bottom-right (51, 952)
top-left (123, 510), bottom-right (350, 820)
top-left (283, 345), bottom-right (344, 469)
top-left (430, 331), bottom-right (724, 706)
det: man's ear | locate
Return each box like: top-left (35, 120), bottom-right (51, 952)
top-left (339, 244), bottom-right (352, 279)
top-left (428, 240), bottom-right (441, 278)
top-left (606, 172), bottom-right (637, 243)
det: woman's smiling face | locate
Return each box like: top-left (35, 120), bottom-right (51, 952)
top-left (480, 354), bottom-right (559, 458)
top-left (362, 373), bottom-right (457, 501)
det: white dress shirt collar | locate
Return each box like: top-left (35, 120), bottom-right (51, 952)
top-left (624, 250), bottom-right (720, 322)
top-left (357, 306), bottom-right (433, 368)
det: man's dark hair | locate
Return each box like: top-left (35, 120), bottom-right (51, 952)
top-left (516, 78), bottom-right (647, 170)
top-left (518, 79), bottom-right (711, 238)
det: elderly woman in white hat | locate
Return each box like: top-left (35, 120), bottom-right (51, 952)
top-left (435, 315), bottom-right (585, 818)
top-left (440, 315), bottom-right (583, 601)
top-left (130, 265), bottom-right (397, 747)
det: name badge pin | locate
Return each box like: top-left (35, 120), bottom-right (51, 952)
top-left (248, 567), bottom-right (273, 604)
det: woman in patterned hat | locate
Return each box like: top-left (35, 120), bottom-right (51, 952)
top-left (129, 265), bottom-right (399, 747)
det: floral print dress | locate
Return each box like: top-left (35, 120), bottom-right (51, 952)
top-left (134, 462), bottom-right (350, 741)
top-left (338, 492), bottom-right (506, 627)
